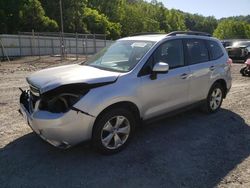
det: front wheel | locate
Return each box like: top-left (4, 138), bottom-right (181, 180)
top-left (202, 83), bottom-right (224, 113)
top-left (92, 108), bottom-right (135, 154)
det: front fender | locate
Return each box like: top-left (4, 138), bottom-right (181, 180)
top-left (73, 77), bottom-right (142, 118)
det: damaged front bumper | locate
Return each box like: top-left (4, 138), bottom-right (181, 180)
top-left (19, 89), bottom-right (95, 148)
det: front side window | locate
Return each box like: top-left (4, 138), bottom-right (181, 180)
top-left (207, 40), bottom-right (224, 60)
top-left (138, 39), bottom-right (184, 76)
top-left (154, 40), bottom-right (184, 69)
top-left (83, 40), bottom-right (155, 72)
top-left (185, 39), bottom-right (209, 65)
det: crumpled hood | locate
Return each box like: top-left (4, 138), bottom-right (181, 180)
top-left (27, 64), bottom-right (120, 93)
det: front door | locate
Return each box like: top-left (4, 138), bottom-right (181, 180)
top-left (138, 39), bottom-right (191, 120)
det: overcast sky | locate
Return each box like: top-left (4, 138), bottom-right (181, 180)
top-left (151, 0), bottom-right (250, 19)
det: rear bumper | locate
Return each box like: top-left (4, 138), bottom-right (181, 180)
top-left (19, 90), bottom-right (95, 148)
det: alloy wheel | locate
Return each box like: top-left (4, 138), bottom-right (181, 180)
top-left (101, 116), bottom-right (130, 150)
top-left (209, 88), bottom-right (222, 110)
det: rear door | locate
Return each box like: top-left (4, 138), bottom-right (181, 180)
top-left (183, 39), bottom-right (213, 103)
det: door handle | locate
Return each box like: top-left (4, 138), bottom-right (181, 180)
top-left (180, 73), bottom-right (188, 79)
top-left (210, 66), bottom-right (215, 71)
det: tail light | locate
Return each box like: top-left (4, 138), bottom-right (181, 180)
top-left (227, 58), bottom-right (233, 67)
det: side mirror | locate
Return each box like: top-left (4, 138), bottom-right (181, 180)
top-left (152, 62), bottom-right (169, 73)
top-left (150, 62), bottom-right (169, 80)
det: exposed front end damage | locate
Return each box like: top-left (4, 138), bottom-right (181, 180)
top-left (19, 83), bottom-right (98, 148)
top-left (19, 63), bottom-right (120, 148)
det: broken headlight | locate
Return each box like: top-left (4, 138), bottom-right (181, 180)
top-left (39, 93), bottom-right (84, 113)
top-left (39, 83), bottom-right (89, 113)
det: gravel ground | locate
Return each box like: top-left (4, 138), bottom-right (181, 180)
top-left (0, 57), bottom-right (250, 188)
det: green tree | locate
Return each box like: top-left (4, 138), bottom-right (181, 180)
top-left (83, 8), bottom-right (121, 39)
top-left (184, 13), bottom-right (217, 34)
top-left (0, 9), bottom-right (7, 34)
top-left (202, 16), bottom-right (218, 34)
top-left (0, 0), bottom-right (26, 33)
top-left (120, 1), bottom-right (164, 36)
top-left (220, 15), bottom-right (250, 24)
top-left (64, 0), bottom-right (88, 33)
top-left (120, 4), bottom-right (146, 36)
top-left (41, 0), bottom-right (121, 38)
top-left (1, 0), bottom-right (249, 39)
top-left (40, 0), bottom-right (88, 33)
top-left (166, 9), bottom-right (186, 32)
top-left (87, 0), bottom-right (125, 22)
top-left (41, 0), bottom-right (86, 33)
top-left (213, 20), bottom-right (250, 39)
top-left (136, 0), bottom-right (168, 32)
top-left (19, 0), bottom-right (58, 32)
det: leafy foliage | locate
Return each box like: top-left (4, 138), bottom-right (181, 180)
top-left (183, 13), bottom-right (218, 34)
top-left (213, 20), bottom-right (250, 39)
top-left (19, 0), bottom-right (58, 32)
top-left (220, 15), bottom-right (250, 24)
top-left (82, 7), bottom-right (121, 39)
top-left (0, 0), bottom-right (250, 40)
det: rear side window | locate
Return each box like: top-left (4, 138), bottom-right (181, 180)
top-left (207, 40), bottom-right (224, 60)
top-left (185, 39), bottom-right (209, 65)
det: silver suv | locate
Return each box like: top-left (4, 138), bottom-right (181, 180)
top-left (19, 31), bottom-right (232, 154)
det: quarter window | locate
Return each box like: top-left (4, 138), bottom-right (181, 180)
top-left (185, 39), bottom-right (209, 65)
top-left (207, 40), bottom-right (224, 60)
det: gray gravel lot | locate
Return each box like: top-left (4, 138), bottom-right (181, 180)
top-left (0, 58), bottom-right (250, 188)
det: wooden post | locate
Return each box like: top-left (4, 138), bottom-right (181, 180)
top-left (18, 33), bottom-right (22, 57)
top-left (104, 34), bottom-right (106, 47)
top-left (75, 33), bottom-right (78, 60)
top-left (0, 38), bottom-right (10, 62)
top-left (32, 29), bottom-right (35, 56)
top-left (51, 38), bottom-right (54, 55)
top-left (85, 35), bottom-right (88, 59)
top-left (38, 33), bottom-right (41, 59)
top-left (93, 34), bottom-right (96, 53)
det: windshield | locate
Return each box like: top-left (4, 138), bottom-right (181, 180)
top-left (83, 40), bottom-right (155, 72)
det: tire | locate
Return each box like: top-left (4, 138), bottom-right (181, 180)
top-left (202, 83), bottom-right (224, 113)
top-left (92, 108), bottom-right (135, 154)
top-left (240, 67), bottom-right (247, 76)
top-left (244, 68), bottom-right (250, 77)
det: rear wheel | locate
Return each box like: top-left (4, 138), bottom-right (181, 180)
top-left (202, 83), bottom-right (224, 113)
top-left (92, 108), bottom-right (135, 154)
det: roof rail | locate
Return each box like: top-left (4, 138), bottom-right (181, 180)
top-left (167, 31), bottom-right (212, 37)
top-left (130, 32), bottom-right (163, 36)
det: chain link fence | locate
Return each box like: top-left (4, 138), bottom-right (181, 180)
top-left (0, 32), bottom-right (111, 61)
